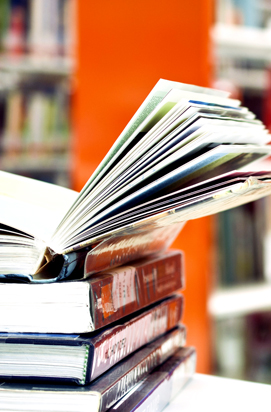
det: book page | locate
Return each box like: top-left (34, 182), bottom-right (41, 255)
top-left (52, 110), bottom-right (268, 247)
top-left (0, 171), bottom-right (78, 241)
top-left (60, 174), bottom-right (271, 254)
top-left (66, 79), bottom-right (232, 212)
top-left (52, 145), bottom-right (271, 252)
top-left (85, 115), bottom-right (267, 213)
top-left (84, 171), bottom-right (271, 241)
top-left (55, 100), bottom-right (246, 241)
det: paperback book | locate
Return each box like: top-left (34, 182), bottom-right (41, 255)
top-left (2, 78), bottom-right (271, 282)
top-left (107, 346), bottom-right (196, 412)
top-left (0, 294), bottom-right (184, 383)
top-left (0, 250), bottom-right (183, 333)
top-left (0, 332), bottom-right (189, 412)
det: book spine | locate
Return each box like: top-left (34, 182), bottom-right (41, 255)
top-left (89, 250), bottom-right (184, 329)
top-left (99, 325), bottom-right (187, 412)
top-left (84, 224), bottom-right (183, 275)
top-left (89, 294), bottom-right (184, 381)
top-left (106, 346), bottom-right (196, 412)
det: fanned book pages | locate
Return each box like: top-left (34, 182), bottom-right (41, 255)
top-left (1, 78), bottom-right (271, 282)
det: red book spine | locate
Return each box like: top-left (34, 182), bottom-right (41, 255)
top-left (90, 294), bottom-right (184, 381)
top-left (88, 250), bottom-right (184, 329)
top-left (84, 224), bottom-right (183, 275)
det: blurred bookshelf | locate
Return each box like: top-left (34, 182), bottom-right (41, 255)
top-left (210, 0), bottom-right (271, 385)
top-left (0, 0), bottom-right (76, 187)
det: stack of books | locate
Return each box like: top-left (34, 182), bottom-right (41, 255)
top-left (1, 78), bottom-right (271, 411)
top-left (0, 251), bottom-right (195, 411)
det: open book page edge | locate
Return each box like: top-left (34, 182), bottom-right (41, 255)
top-left (0, 171), bottom-right (78, 241)
top-left (53, 144), bottom-right (271, 248)
top-left (59, 175), bottom-right (271, 254)
top-left (64, 80), bottom-right (231, 215)
top-left (54, 107), bottom-right (268, 243)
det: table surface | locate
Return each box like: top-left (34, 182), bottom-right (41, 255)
top-left (163, 373), bottom-right (271, 412)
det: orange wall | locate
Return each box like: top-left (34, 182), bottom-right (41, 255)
top-left (73, 0), bottom-right (213, 189)
top-left (73, 0), bottom-right (214, 373)
top-left (173, 217), bottom-right (215, 373)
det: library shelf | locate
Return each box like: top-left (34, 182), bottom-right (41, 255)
top-left (208, 282), bottom-right (271, 319)
top-left (215, 67), bottom-right (268, 91)
top-left (212, 23), bottom-right (271, 61)
top-left (0, 54), bottom-right (74, 77)
top-left (0, 155), bottom-right (70, 174)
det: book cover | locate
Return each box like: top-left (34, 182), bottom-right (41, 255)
top-left (0, 294), bottom-right (184, 384)
top-left (1, 79), bottom-right (271, 282)
top-left (88, 249), bottom-right (184, 329)
top-left (0, 251), bottom-right (183, 333)
top-left (0, 326), bottom-right (186, 412)
top-left (106, 346), bottom-right (196, 412)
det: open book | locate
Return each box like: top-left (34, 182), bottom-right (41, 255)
top-left (2, 78), bottom-right (271, 282)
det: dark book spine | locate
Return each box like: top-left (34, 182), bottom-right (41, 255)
top-left (89, 250), bottom-right (184, 329)
top-left (89, 294), bottom-right (184, 381)
top-left (98, 325), bottom-right (186, 412)
top-left (106, 346), bottom-right (196, 412)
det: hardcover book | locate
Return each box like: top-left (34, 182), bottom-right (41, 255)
top-left (2, 78), bottom-right (271, 282)
top-left (0, 330), bottom-right (188, 412)
top-left (0, 294), bottom-right (184, 384)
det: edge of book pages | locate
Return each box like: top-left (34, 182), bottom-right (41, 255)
top-left (36, 171), bottom-right (271, 282)
top-left (0, 324), bottom-right (186, 387)
top-left (0, 344), bottom-right (195, 412)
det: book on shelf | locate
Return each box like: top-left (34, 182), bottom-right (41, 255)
top-left (0, 294), bottom-right (184, 384)
top-left (0, 250), bottom-right (184, 333)
top-left (0, 0), bottom-right (74, 58)
top-left (0, 342), bottom-right (193, 412)
top-left (1, 83), bottom-right (71, 160)
top-left (2, 78), bottom-right (271, 282)
top-left (106, 347), bottom-right (196, 412)
top-left (217, 200), bottom-right (265, 286)
top-left (2, 0), bottom-right (29, 56)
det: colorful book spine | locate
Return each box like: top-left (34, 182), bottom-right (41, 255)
top-left (107, 347), bottom-right (196, 412)
top-left (88, 249), bottom-right (184, 329)
top-left (0, 295), bottom-right (184, 384)
top-left (87, 294), bottom-right (184, 381)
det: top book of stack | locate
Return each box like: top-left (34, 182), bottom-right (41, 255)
top-left (1, 78), bottom-right (271, 283)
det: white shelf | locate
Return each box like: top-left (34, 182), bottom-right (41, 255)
top-left (0, 54), bottom-right (74, 77)
top-left (0, 155), bottom-right (70, 173)
top-left (217, 67), bottom-right (268, 91)
top-left (208, 282), bottom-right (271, 319)
top-left (212, 23), bottom-right (271, 62)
